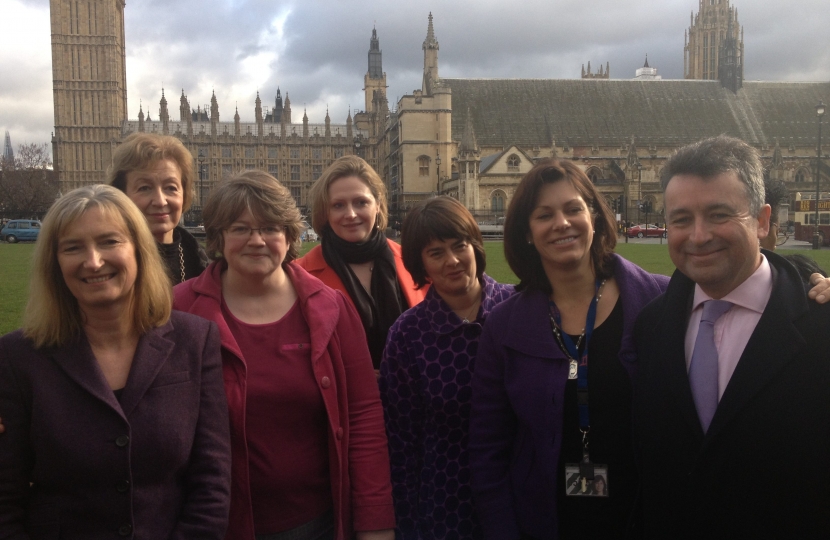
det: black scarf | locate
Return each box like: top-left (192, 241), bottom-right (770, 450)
top-left (321, 226), bottom-right (406, 368)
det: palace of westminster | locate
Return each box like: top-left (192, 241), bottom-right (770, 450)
top-left (49, 0), bottom-right (829, 222)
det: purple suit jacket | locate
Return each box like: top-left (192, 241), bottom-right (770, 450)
top-left (0, 311), bottom-right (232, 540)
top-left (469, 255), bottom-right (668, 539)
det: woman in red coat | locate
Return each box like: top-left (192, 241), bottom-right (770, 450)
top-left (173, 170), bottom-right (394, 540)
top-left (297, 156), bottom-right (426, 370)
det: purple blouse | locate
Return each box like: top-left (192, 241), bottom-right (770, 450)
top-left (380, 274), bottom-right (515, 540)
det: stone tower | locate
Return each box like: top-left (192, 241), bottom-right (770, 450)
top-left (3, 131), bottom-right (13, 162)
top-left (363, 27), bottom-right (386, 114)
top-left (684, 0), bottom-right (743, 81)
top-left (50, 0), bottom-right (128, 190)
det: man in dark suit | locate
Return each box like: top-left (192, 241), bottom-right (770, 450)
top-left (634, 135), bottom-right (830, 539)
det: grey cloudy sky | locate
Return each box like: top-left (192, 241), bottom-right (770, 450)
top-left (2, 0), bottom-right (828, 156)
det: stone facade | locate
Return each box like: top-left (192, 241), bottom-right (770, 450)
top-left (50, 0), bottom-right (128, 191)
top-left (377, 11), bottom-right (827, 225)
top-left (49, 1), bottom-right (827, 225)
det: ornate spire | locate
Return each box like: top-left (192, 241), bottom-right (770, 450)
top-left (459, 108), bottom-right (479, 154)
top-left (423, 12), bottom-right (438, 50)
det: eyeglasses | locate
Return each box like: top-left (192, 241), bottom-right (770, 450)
top-left (225, 225), bottom-right (285, 238)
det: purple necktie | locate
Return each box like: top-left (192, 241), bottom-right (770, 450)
top-left (689, 299), bottom-right (732, 433)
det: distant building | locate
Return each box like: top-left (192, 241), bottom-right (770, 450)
top-left (378, 11), bottom-right (827, 223)
top-left (49, 0), bottom-right (827, 225)
top-left (582, 61), bottom-right (610, 79)
top-left (685, 0), bottom-right (743, 87)
top-left (2, 131), bottom-right (13, 162)
top-left (634, 56), bottom-right (662, 80)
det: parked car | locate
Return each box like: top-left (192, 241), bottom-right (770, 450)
top-left (1, 220), bottom-right (42, 243)
top-left (626, 223), bottom-right (667, 238)
top-left (300, 221), bottom-right (319, 242)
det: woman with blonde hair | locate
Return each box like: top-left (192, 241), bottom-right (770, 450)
top-left (174, 170), bottom-right (395, 540)
top-left (108, 132), bottom-right (208, 283)
top-left (0, 184), bottom-right (231, 539)
top-left (297, 156), bottom-right (426, 369)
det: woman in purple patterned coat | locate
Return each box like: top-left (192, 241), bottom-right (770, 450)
top-left (379, 197), bottom-right (514, 540)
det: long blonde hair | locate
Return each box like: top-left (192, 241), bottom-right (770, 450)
top-left (23, 185), bottom-right (172, 348)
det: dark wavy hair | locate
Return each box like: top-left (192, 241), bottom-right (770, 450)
top-left (504, 159), bottom-right (617, 294)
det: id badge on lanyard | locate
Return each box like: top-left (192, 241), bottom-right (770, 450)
top-left (550, 279), bottom-right (609, 497)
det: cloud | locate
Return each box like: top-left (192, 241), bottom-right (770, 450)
top-left (2, 0), bottom-right (828, 156)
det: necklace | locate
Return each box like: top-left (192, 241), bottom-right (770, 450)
top-left (457, 299), bottom-right (480, 323)
top-left (177, 243), bottom-right (185, 283)
top-left (549, 279), bottom-right (606, 379)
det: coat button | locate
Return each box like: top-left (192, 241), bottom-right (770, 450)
top-left (321, 376), bottom-right (331, 389)
top-left (118, 523), bottom-right (132, 536)
top-left (115, 435), bottom-right (129, 447)
top-left (116, 480), bottom-right (130, 493)
top-left (336, 427), bottom-right (343, 439)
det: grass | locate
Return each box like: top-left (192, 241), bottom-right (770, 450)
top-left (0, 244), bottom-right (34, 335)
top-left (3, 240), bottom-right (830, 336)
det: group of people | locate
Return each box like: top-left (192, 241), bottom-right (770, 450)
top-left (1, 131), bottom-right (829, 540)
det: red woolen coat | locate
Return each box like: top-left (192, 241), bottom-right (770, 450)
top-left (173, 261), bottom-right (395, 540)
top-left (296, 239), bottom-right (427, 311)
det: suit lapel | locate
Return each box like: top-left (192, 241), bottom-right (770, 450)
top-left (51, 336), bottom-right (124, 418)
top-left (118, 320), bottom-right (176, 418)
top-left (706, 263), bottom-right (808, 440)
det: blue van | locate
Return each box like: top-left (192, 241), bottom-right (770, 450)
top-left (1, 220), bottom-right (42, 243)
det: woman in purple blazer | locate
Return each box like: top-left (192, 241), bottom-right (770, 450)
top-left (468, 160), bottom-right (669, 540)
top-left (0, 185), bottom-right (231, 539)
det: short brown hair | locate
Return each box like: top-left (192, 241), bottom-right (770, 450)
top-left (107, 132), bottom-right (196, 212)
top-left (203, 170), bottom-right (302, 265)
top-left (401, 196), bottom-right (486, 289)
top-left (23, 185), bottom-right (172, 348)
top-left (504, 159), bottom-right (617, 294)
top-left (308, 155), bottom-right (388, 234)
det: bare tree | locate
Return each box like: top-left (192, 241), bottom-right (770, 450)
top-left (0, 143), bottom-right (59, 218)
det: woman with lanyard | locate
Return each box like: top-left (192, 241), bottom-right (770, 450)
top-left (297, 156), bottom-right (426, 371)
top-left (468, 159), bottom-right (669, 539)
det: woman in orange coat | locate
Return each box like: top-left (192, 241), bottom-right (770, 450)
top-left (297, 156), bottom-right (426, 369)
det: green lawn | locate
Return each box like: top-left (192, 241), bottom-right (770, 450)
top-left (3, 240), bottom-right (830, 336)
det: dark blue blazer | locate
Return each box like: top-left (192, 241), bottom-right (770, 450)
top-left (0, 311), bottom-right (231, 540)
top-left (634, 251), bottom-right (830, 539)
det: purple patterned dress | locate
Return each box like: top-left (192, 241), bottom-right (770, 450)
top-left (380, 274), bottom-right (515, 540)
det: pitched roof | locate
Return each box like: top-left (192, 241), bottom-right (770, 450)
top-left (442, 78), bottom-right (830, 148)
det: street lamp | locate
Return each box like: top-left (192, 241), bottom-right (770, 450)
top-left (636, 163), bottom-right (642, 227)
top-left (813, 101), bottom-right (825, 250)
top-left (436, 152), bottom-right (442, 194)
top-left (353, 136), bottom-right (362, 157)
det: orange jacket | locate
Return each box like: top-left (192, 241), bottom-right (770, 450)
top-left (296, 239), bottom-right (427, 311)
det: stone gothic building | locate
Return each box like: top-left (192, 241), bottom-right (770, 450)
top-left (50, 1), bottom-right (828, 224)
top-left (48, 0), bottom-right (372, 213)
top-left (376, 10), bottom-right (827, 224)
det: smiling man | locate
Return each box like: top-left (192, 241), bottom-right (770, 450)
top-left (633, 135), bottom-right (830, 539)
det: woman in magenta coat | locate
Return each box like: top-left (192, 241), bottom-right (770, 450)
top-left (173, 170), bottom-right (394, 540)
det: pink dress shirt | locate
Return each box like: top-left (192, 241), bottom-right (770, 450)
top-left (684, 255), bottom-right (773, 400)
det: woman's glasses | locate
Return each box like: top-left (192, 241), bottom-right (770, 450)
top-left (225, 225), bottom-right (285, 238)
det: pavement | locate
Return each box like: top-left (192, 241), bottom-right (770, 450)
top-left (618, 235), bottom-right (822, 249)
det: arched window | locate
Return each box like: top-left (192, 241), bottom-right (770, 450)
top-left (587, 167), bottom-right (601, 183)
top-left (491, 190), bottom-right (506, 212)
top-left (795, 169), bottom-right (809, 183)
top-left (507, 155), bottom-right (520, 172)
top-left (418, 156), bottom-right (430, 177)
